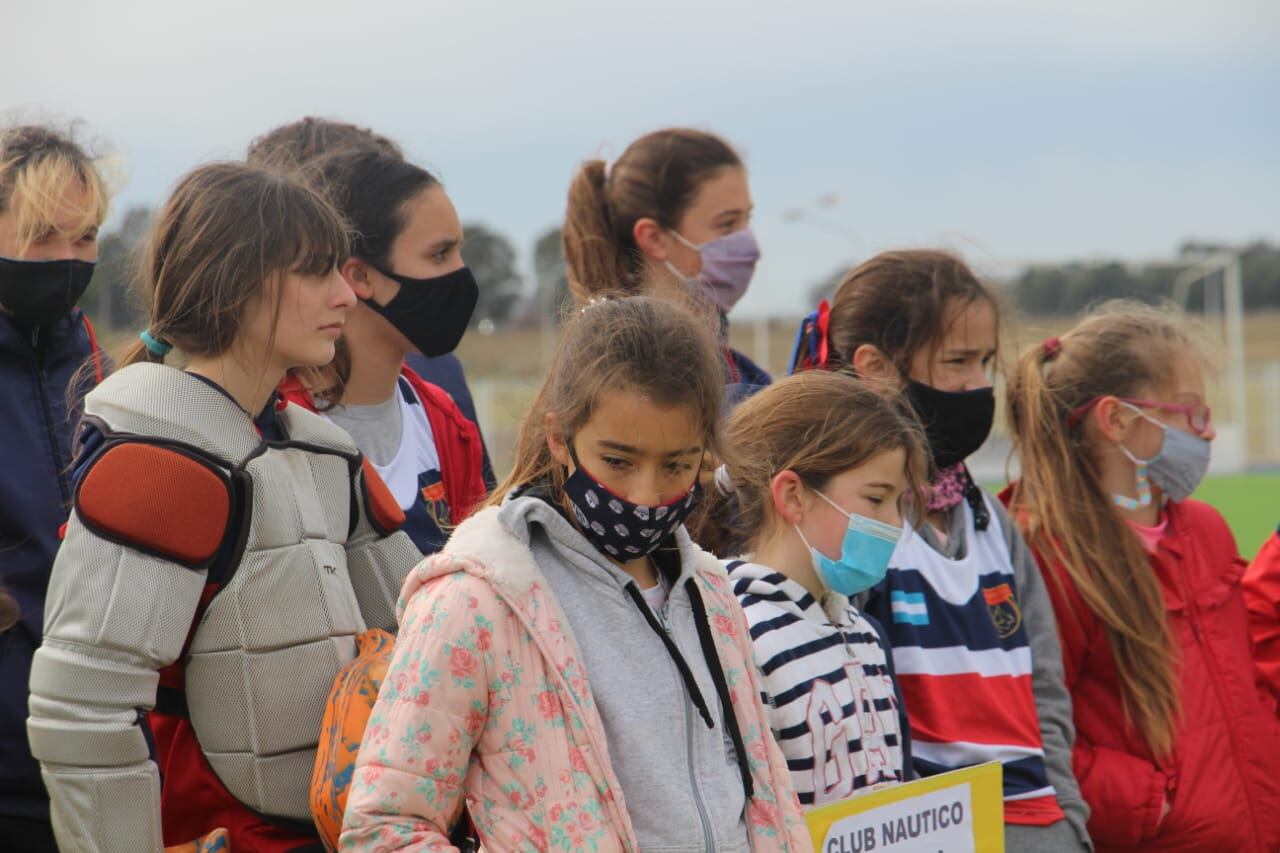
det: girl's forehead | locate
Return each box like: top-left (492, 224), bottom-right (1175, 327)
top-left (582, 389), bottom-right (703, 454)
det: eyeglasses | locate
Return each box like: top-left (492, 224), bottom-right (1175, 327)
top-left (1067, 397), bottom-right (1212, 435)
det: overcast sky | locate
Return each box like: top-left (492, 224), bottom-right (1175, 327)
top-left (4, 0), bottom-right (1277, 317)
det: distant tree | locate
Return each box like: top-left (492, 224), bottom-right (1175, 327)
top-left (1011, 241), bottom-right (1280, 315)
top-left (533, 226), bottom-right (569, 322)
top-left (87, 205), bottom-right (151, 331)
top-left (461, 223), bottom-right (523, 327)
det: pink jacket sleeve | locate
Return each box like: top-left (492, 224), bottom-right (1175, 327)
top-left (340, 570), bottom-right (493, 852)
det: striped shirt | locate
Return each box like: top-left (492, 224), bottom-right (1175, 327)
top-left (864, 491), bottom-right (1064, 826)
top-left (727, 560), bottom-right (907, 808)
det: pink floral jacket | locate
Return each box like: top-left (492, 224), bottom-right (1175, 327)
top-left (340, 506), bottom-right (810, 852)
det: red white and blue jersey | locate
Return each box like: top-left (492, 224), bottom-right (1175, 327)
top-left (864, 490), bottom-right (1064, 826)
top-left (362, 376), bottom-right (450, 554)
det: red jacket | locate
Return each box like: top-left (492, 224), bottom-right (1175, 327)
top-left (279, 365), bottom-right (487, 526)
top-left (1008, 496), bottom-right (1280, 852)
top-left (1244, 528), bottom-right (1280, 715)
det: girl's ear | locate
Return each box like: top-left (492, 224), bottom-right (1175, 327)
top-left (769, 470), bottom-right (807, 527)
top-left (632, 217), bottom-right (670, 263)
top-left (851, 344), bottom-right (901, 393)
top-left (1093, 396), bottom-right (1140, 443)
top-left (341, 257), bottom-right (376, 301)
top-left (545, 412), bottom-right (572, 468)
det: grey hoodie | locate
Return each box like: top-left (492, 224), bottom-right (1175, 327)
top-left (498, 493), bottom-right (750, 853)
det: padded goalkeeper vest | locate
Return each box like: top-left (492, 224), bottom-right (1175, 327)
top-left (86, 364), bottom-right (374, 820)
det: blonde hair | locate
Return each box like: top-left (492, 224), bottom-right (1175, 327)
top-left (0, 125), bottom-right (108, 256)
top-left (490, 295), bottom-right (728, 510)
top-left (724, 372), bottom-right (929, 549)
top-left (1006, 299), bottom-right (1214, 757)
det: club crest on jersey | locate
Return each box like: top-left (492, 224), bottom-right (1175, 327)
top-left (982, 582), bottom-right (1022, 638)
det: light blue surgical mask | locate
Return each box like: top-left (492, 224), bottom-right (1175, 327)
top-left (795, 490), bottom-right (902, 596)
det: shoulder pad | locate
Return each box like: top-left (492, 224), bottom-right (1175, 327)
top-left (75, 440), bottom-right (233, 569)
top-left (360, 457), bottom-right (406, 536)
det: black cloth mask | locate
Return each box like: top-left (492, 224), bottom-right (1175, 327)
top-left (905, 380), bottom-right (996, 470)
top-left (365, 264), bottom-right (478, 357)
top-left (0, 257), bottom-right (95, 329)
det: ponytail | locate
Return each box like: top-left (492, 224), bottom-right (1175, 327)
top-left (562, 159), bottom-right (632, 302)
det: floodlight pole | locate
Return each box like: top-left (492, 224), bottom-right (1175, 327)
top-left (1174, 252), bottom-right (1247, 464)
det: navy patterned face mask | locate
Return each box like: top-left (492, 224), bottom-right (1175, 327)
top-left (562, 446), bottom-right (702, 560)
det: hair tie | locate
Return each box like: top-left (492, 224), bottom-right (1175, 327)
top-left (1042, 336), bottom-right (1062, 361)
top-left (580, 296), bottom-right (611, 315)
top-left (713, 464), bottom-right (735, 496)
top-left (603, 158), bottom-right (616, 185)
top-left (139, 329), bottom-right (172, 357)
top-left (788, 299), bottom-right (832, 374)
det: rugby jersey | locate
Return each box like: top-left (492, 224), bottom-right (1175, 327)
top-left (864, 491), bottom-right (1064, 826)
top-left (728, 560), bottom-right (908, 808)
top-left (326, 376), bottom-right (449, 554)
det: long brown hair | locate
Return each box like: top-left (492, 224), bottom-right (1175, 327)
top-left (562, 128), bottom-right (740, 303)
top-left (797, 249), bottom-right (1000, 376)
top-left (725, 371), bottom-right (929, 548)
top-left (490, 295), bottom-right (728, 509)
top-left (1005, 300), bottom-right (1212, 757)
top-left (118, 162), bottom-right (348, 370)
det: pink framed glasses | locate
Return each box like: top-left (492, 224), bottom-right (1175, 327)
top-left (1067, 396), bottom-right (1212, 435)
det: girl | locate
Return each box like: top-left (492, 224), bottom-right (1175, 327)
top-left (341, 296), bottom-right (808, 852)
top-left (0, 123), bottom-right (108, 853)
top-left (722, 371), bottom-right (925, 807)
top-left (1005, 302), bottom-right (1280, 851)
top-left (792, 250), bottom-right (1090, 851)
top-left (269, 141), bottom-right (488, 554)
top-left (562, 128), bottom-right (769, 399)
top-left (27, 162), bottom-right (422, 853)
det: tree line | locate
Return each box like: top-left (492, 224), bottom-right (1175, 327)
top-left (810, 241), bottom-right (1280, 317)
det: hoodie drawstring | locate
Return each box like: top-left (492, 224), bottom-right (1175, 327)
top-left (624, 582), bottom-right (715, 729)
top-left (685, 579), bottom-right (755, 800)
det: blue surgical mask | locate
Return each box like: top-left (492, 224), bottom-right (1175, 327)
top-left (1116, 404), bottom-right (1212, 506)
top-left (794, 490), bottom-right (902, 596)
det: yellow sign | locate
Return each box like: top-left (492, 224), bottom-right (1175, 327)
top-left (804, 762), bottom-right (1004, 853)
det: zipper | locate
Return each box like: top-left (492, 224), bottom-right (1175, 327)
top-left (656, 605), bottom-right (715, 853)
top-left (28, 326), bottom-right (71, 503)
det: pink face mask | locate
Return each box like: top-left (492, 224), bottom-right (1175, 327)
top-left (667, 227), bottom-right (761, 314)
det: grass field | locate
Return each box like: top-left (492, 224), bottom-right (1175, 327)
top-left (1194, 473), bottom-right (1278, 559)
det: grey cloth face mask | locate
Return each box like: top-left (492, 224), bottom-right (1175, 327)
top-left (1119, 404), bottom-right (1212, 503)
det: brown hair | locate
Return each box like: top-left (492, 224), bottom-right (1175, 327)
top-left (725, 371), bottom-right (929, 548)
top-left (562, 128), bottom-right (741, 303)
top-left (490, 295), bottom-right (728, 510)
top-left (246, 116), bottom-right (402, 170)
top-left (798, 250), bottom-right (1000, 377)
top-left (118, 162), bottom-right (349, 370)
top-left (1005, 300), bottom-right (1213, 757)
top-left (0, 125), bottom-right (108, 256)
top-left (0, 581), bottom-right (17, 633)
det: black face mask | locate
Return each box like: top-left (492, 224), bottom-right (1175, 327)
top-left (905, 380), bottom-right (995, 470)
top-left (365, 264), bottom-right (479, 357)
top-left (0, 257), bottom-right (95, 329)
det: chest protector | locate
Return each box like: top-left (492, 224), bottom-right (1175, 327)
top-left (86, 365), bottom-right (388, 821)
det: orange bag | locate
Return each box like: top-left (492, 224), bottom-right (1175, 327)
top-left (311, 628), bottom-right (395, 852)
top-left (164, 827), bottom-right (230, 852)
